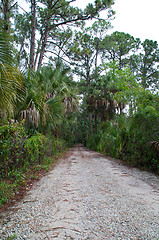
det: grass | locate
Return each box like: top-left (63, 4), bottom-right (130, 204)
top-left (0, 181), bottom-right (17, 206)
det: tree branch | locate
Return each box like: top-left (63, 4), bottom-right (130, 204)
top-left (44, 50), bottom-right (72, 65)
top-left (47, 40), bottom-right (71, 58)
top-left (49, 15), bottom-right (92, 30)
top-left (51, 0), bottom-right (61, 10)
top-left (9, 2), bottom-right (18, 11)
top-left (17, 4), bottom-right (28, 13)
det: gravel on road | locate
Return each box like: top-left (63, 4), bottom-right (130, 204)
top-left (0, 146), bottom-right (159, 239)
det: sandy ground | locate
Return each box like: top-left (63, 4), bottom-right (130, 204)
top-left (0, 146), bottom-right (159, 239)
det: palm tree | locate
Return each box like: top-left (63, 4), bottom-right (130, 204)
top-left (0, 31), bottom-right (24, 121)
top-left (17, 63), bottom-right (79, 133)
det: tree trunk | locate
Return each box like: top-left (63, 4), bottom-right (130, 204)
top-left (89, 113), bottom-right (93, 134)
top-left (2, 0), bottom-right (10, 32)
top-left (119, 54), bottom-right (122, 70)
top-left (86, 56), bottom-right (90, 87)
top-left (37, 27), bottom-right (49, 69)
top-left (94, 108), bottom-right (97, 134)
top-left (142, 61), bottom-right (147, 89)
top-left (34, 37), bottom-right (42, 70)
top-left (94, 39), bottom-right (99, 78)
top-left (29, 0), bottom-right (36, 70)
top-left (94, 41), bottom-right (99, 134)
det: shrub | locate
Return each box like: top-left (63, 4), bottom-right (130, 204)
top-left (86, 133), bottom-right (100, 151)
top-left (0, 122), bottom-right (67, 206)
top-left (0, 121), bottom-right (67, 179)
top-left (45, 136), bottom-right (67, 156)
top-left (24, 133), bottom-right (48, 164)
top-left (125, 106), bottom-right (159, 172)
top-left (0, 122), bottom-right (27, 177)
top-left (97, 116), bottom-right (131, 158)
top-left (0, 122), bottom-right (49, 178)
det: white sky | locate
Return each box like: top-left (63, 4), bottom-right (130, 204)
top-left (73, 0), bottom-right (159, 43)
top-left (17, 0), bottom-right (159, 43)
top-left (110, 0), bottom-right (159, 43)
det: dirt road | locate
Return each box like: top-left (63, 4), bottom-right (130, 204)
top-left (0, 146), bottom-right (159, 239)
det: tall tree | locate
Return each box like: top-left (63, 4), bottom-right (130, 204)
top-left (46, 26), bottom-right (73, 63)
top-left (17, 62), bottom-right (79, 133)
top-left (101, 31), bottom-right (140, 69)
top-left (29, 0), bottom-right (36, 69)
top-left (14, 0), bottom-right (114, 69)
top-left (14, 12), bottom-right (31, 67)
top-left (130, 39), bottom-right (159, 90)
top-left (0, 0), bottom-right (17, 32)
top-left (69, 20), bottom-right (112, 133)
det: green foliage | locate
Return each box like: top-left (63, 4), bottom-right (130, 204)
top-left (86, 133), bottom-right (100, 151)
top-left (0, 122), bottom-right (27, 177)
top-left (96, 108), bottom-right (159, 173)
top-left (0, 121), bottom-right (67, 207)
top-left (12, 0), bottom-right (114, 69)
top-left (127, 105), bottom-right (159, 171)
top-left (15, 63), bottom-right (79, 135)
top-left (101, 31), bottom-right (140, 69)
top-left (24, 133), bottom-right (47, 164)
top-left (41, 135), bottom-right (66, 156)
top-left (7, 234), bottom-right (18, 240)
top-left (0, 31), bottom-right (24, 118)
top-left (130, 39), bottom-right (159, 90)
top-left (0, 122), bottom-right (50, 178)
top-left (0, 180), bottom-right (17, 206)
top-left (96, 115), bottom-right (130, 157)
top-left (51, 137), bottom-right (66, 153)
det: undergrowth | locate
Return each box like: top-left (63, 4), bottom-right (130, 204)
top-left (87, 112), bottom-right (159, 175)
top-left (0, 122), bottom-right (67, 207)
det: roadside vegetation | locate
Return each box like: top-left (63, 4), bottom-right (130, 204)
top-left (0, 121), bottom-right (67, 206)
top-left (0, 0), bottom-right (159, 207)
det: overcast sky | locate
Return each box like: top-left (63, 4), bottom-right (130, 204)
top-left (109, 0), bottom-right (159, 43)
top-left (72, 0), bottom-right (159, 43)
top-left (18, 0), bottom-right (159, 43)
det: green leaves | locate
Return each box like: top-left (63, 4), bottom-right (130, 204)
top-left (101, 31), bottom-right (140, 69)
top-left (15, 62), bottom-right (79, 133)
top-left (0, 31), bottom-right (24, 118)
top-left (129, 39), bottom-right (159, 90)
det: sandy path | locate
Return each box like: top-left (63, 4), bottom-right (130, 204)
top-left (0, 146), bottom-right (159, 239)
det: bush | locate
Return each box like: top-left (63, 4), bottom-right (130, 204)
top-left (0, 122), bottom-right (49, 178)
top-left (24, 133), bottom-right (48, 164)
top-left (125, 106), bottom-right (159, 172)
top-left (86, 133), bottom-right (100, 151)
top-left (0, 122), bottom-right (67, 206)
top-left (0, 122), bottom-right (27, 177)
top-left (0, 121), bottom-right (68, 179)
top-left (45, 136), bottom-right (67, 156)
top-left (97, 116), bottom-right (131, 158)
top-left (96, 110), bottom-right (159, 174)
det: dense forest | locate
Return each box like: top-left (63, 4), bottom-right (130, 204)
top-left (0, 0), bottom-right (159, 206)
